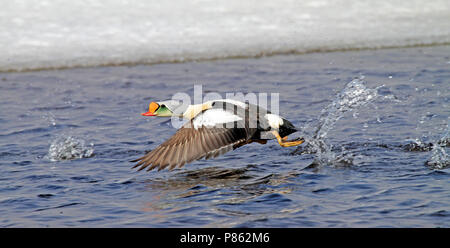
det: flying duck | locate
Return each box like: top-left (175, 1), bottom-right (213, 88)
top-left (132, 99), bottom-right (304, 172)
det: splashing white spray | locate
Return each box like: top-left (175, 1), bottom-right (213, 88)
top-left (426, 123), bottom-right (450, 169)
top-left (296, 77), bottom-right (383, 167)
top-left (47, 136), bottom-right (94, 161)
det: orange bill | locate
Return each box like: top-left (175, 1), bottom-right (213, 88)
top-left (141, 102), bottom-right (159, 116)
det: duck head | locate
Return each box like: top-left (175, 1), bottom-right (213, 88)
top-left (141, 100), bottom-right (187, 117)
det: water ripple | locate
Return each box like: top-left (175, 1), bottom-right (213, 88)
top-left (1, 46), bottom-right (449, 227)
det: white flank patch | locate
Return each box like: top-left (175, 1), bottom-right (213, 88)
top-left (193, 109), bottom-right (242, 129)
top-left (265, 114), bottom-right (284, 129)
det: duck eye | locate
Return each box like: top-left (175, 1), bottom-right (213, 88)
top-left (160, 104), bottom-right (166, 108)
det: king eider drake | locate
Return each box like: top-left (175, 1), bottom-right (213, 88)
top-left (132, 99), bottom-right (304, 172)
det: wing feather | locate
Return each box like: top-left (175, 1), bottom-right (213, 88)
top-left (132, 106), bottom-right (258, 172)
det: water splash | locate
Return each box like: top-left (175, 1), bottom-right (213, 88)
top-left (42, 112), bottom-right (56, 126)
top-left (402, 138), bottom-right (434, 152)
top-left (47, 136), bottom-right (94, 161)
top-left (314, 78), bottom-right (381, 140)
top-left (426, 123), bottom-right (450, 169)
top-left (427, 146), bottom-right (449, 169)
top-left (294, 77), bottom-right (382, 167)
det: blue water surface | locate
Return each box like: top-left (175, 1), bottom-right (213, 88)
top-left (0, 46), bottom-right (449, 227)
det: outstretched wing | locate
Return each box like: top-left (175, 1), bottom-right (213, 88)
top-left (132, 109), bottom-right (254, 172)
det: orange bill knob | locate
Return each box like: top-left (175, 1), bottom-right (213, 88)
top-left (141, 102), bottom-right (159, 116)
